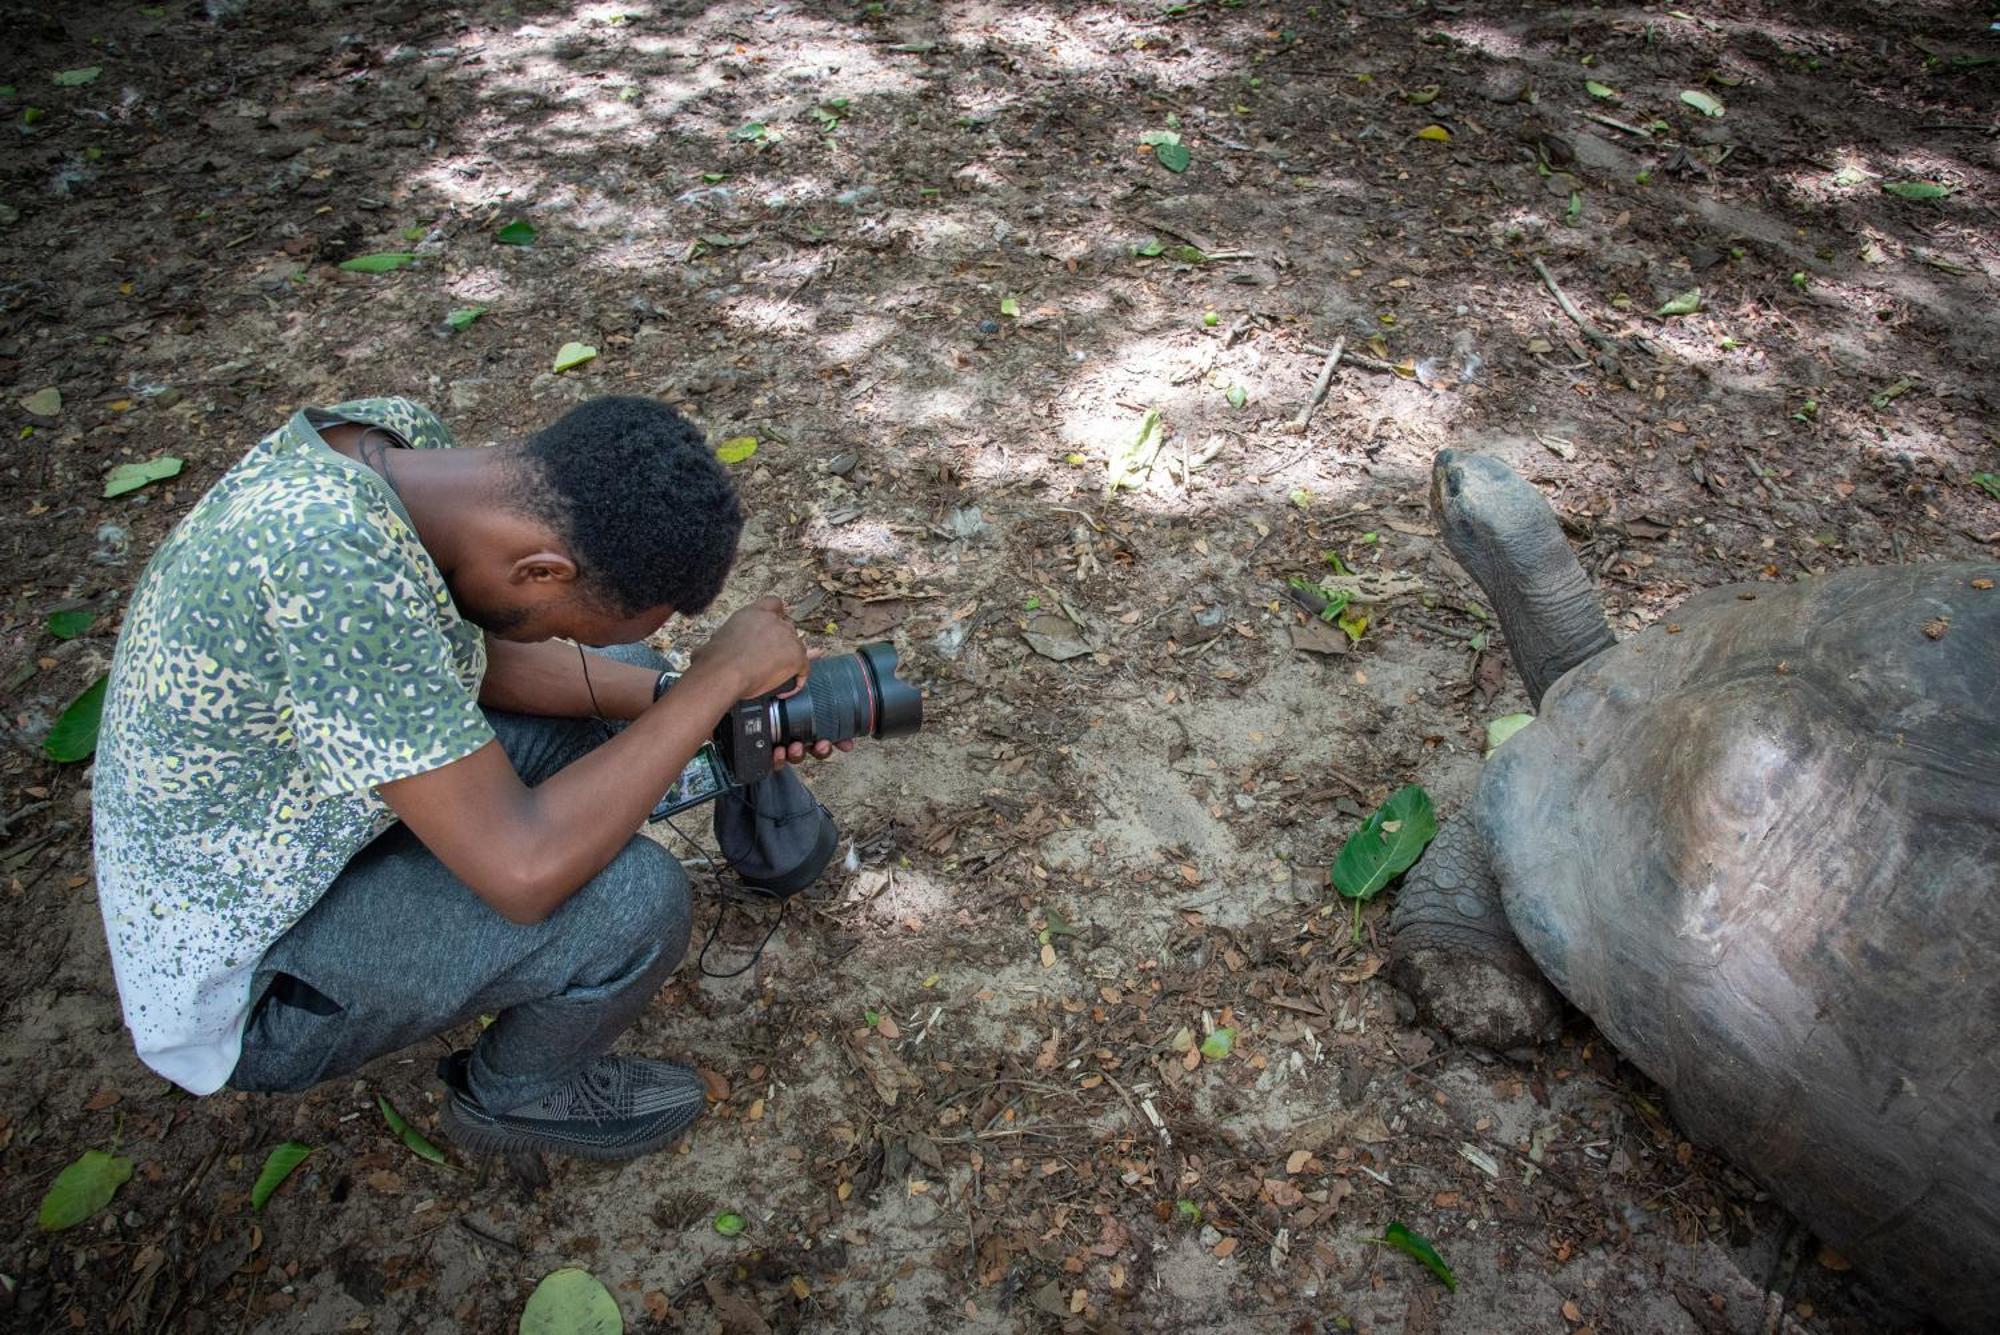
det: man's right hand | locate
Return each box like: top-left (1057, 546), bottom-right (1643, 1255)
top-left (690, 595), bottom-right (808, 700)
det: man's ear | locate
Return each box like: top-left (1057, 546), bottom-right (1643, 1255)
top-left (508, 550), bottom-right (578, 587)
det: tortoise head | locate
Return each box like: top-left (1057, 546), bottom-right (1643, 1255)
top-left (1430, 449), bottom-right (1617, 708)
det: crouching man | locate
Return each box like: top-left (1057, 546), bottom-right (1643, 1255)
top-left (92, 395), bottom-right (840, 1160)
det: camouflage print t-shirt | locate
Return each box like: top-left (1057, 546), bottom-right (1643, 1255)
top-left (92, 398), bottom-right (493, 1095)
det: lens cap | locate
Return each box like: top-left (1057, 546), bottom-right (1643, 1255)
top-left (858, 642), bottom-right (922, 737)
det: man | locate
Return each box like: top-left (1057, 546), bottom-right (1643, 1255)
top-left (92, 394), bottom-right (840, 1161)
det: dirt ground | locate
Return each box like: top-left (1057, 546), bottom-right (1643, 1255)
top-left (2, 0), bottom-right (1996, 1331)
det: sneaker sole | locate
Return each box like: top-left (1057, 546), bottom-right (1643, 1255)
top-left (440, 1096), bottom-right (703, 1163)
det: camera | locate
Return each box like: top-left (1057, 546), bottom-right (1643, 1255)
top-left (713, 641), bottom-right (922, 785)
top-left (650, 642), bottom-right (922, 819)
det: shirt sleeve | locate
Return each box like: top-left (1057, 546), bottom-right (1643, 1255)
top-left (262, 524), bottom-right (493, 794)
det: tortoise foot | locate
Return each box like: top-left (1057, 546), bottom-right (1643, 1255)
top-left (1389, 817), bottom-right (1563, 1050)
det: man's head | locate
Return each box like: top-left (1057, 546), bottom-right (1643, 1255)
top-left (450, 397), bottom-right (743, 643)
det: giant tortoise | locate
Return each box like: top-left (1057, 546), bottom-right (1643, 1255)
top-left (1389, 449), bottom-right (1999, 1333)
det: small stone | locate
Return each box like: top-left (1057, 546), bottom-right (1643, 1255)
top-left (978, 319), bottom-right (999, 335)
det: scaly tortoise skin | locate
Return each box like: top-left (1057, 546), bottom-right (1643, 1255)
top-left (1390, 449), bottom-right (1999, 1334)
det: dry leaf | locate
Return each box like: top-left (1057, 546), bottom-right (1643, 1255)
top-left (1286, 1150), bottom-right (1312, 1175)
top-left (876, 1014), bottom-right (901, 1040)
top-left (1563, 1299), bottom-right (1583, 1322)
top-left (1213, 1237), bottom-right (1238, 1259)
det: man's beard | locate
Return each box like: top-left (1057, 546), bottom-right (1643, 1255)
top-left (451, 585), bottom-right (530, 637)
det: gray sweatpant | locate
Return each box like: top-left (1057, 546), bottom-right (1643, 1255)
top-left (229, 650), bottom-right (692, 1114)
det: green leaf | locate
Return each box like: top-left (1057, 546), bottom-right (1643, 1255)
top-left (1972, 473), bottom-right (2000, 500)
top-left (713, 1211), bottom-right (747, 1237)
top-left (1584, 80), bottom-right (1617, 99)
top-left (103, 456), bottom-right (183, 497)
top-left (1404, 85), bottom-right (1438, 105)
top-left (1134, 238), bottom-right (1165, 258)
top-left (1678, 89), bottom-right (1724, 117)
top-left (1338, 607), bottom-right (1369, 642)
top-left (1174, 1198), bottom-right (1202, 1224)
top-left (52, 67), bottom-right (103, 87)
top-left (1415, 124), bottom-right (1451, 142)
top-left (1881, 180), bottom-right (1953, 201)
top-left (1000, 296), bottom-right (1020, 318)
top-left (446, 305), bottom-right (488, 331)
top-left (1107, 407), bottom-right (1164, 493)
top-left (38, 1150), bottom-right (133, 1231)
top-left (553, 341), bottom-right (598, 373)
top-left (43, 675), bottom-right (106, 763)
top-left (520, 1267), bottom-right (624, 1335)
top-left (716, 436), bottom-right (758, 464)
top-left (1330, 784), bottom-right (1438, 902)
top-left (45, 610), bottom-right (94, 640)
top-left (1656, 287), bottom-right (1701, 316)
top-left (1226, 384), bottom-right (1247, 410)
top-left (22, 107), bottom-right (46, 127)
top-left (1154, 141), bottom-right (1191, 173)
top-left (1137, 129), bottom-right (1183, 147)
top-left (1380, 1221), bottom-right (1457, 1291)
top-left (730, 121), bottom-right (768, 141)
top-left (251, 1142), bottom-right (315, 1211)
top-left (376, 1095), bottom-right (447, 1165)
top-left (401, 226), bottom-right (425, 242)
top-left (337, 252), bottom-right (416, 273)
top-left (1485, 713), bottom-right (1534, 755)
top-left (1199, 1028), bottom-right (1235, 1061)
top-left (1170, 244), bottom-right (1209, 264)
top-left (20, 386), bottom-right (62, 416)
top-left (495, 218), bottom-right (538, 245)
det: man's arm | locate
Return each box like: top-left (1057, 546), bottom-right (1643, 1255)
top-left (480, 637), bottom-right (661, 721)
top-left (378, 598), bottom-right (807, 924)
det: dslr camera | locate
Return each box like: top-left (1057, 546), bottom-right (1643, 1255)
top-left (651, 642), bottom-right (922, 817)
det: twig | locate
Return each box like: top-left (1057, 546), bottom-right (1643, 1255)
top-left (1580, 111), bottom-right (1654, 138)
top-left (1531, 257), bottom-right (1617, 352)
top-left (1304, 343), bottom-right (1405, 376)
top-left (1286, 336), bottom-right (1345, 435)
top-left (1139, 216), bottom-right (1219, 254)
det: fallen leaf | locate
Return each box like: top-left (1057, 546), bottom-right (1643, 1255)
top-left (1882, 180), bottom-right (1953, 201)
top-left (716, 436), bottom-right (758, 464)
top-left (1379, 1221), bottom-right (1456, 1291)
top-left (713, 1211), bottom-right (746, 1237)
top-left (1656, 288), bottom-right (1702, 317)
top-left (19, 387), bottom-right (61, 416)
top-left (104, 457), bottom-right (183, 498)
top-left (1285, 1150), bottom-right (1313, 1175)
top-left (495, 218), bottom-right (537, 245)
top-left (38, 1150), bottom-right (133, 1231)
top-left (1154, 141), bottom-right (1191, 173)
top-left (53, 67), bottom-right (103, 87)
top-left (1416, 124), bottom-right (1452, 142)
top-left (1212, 1237), bottom-right (1238, 1259)
top-left (446, 305), bottom-right (488, 331)
top-left (551, 341), bottom-right (599, 373)
top-left (1485, 713), bottom-right (1534, 756)
top-left (251, 1143), bottom-right (314, 1212)
top-left (1679, 90), bottom-right (1725, 117)
top-left (520, 1267), bottom-right (623, 1335)
top-left (337, 252), bottom-right (416, 273)
top-left (1584, 80), bottom-right (1617, 99)
top-left (43, 675), bottom-right (107, 763)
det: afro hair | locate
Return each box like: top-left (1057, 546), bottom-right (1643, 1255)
top-left (516, 396), bottom-right (743, 615)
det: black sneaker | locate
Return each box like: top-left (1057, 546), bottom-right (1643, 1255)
top-left (437, 1050), bottom-right (706, 1162)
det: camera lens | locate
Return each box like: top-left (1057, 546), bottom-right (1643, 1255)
top-left (773, 642), bottom-right (922, 749)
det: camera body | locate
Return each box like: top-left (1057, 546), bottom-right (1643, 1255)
top-left (712, 640), bottom-right (921, 785)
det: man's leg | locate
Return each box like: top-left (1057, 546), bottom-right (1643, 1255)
top-left (231, 705), bottom-right (701, 1157)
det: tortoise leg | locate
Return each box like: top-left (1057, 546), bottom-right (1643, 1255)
top-left (1389, 816), bottom-right (1564, 1051)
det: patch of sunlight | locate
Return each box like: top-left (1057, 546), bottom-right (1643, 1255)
top-left (818, 317), bottom-right (901, 366)
top-left (807, 519), bottom-right (907, 565)
top-left (1436, 22), bottom-right (1527, 59)
top-left (717, 293), bottom-right (816, 338)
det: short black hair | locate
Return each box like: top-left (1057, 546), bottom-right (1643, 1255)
top-left (515, 396), bottom-right (743, 615)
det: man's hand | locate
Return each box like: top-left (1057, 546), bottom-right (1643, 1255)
top-left (691, 595), bottom-right (809, 699)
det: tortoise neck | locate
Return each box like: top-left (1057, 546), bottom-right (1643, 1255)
top-left (1433, 453), bottom-right (1616, 709)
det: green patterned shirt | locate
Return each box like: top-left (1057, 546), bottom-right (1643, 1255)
top-left (93, 398), bottom-right (493, 1094)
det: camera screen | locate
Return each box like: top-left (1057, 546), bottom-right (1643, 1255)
top-left (649, 742), bottom-right (729, 820)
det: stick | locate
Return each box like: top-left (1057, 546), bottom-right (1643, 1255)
top-left (1531, 257), bottom-right (1617, 352)
top-left (1286, 336), bottom-right (1345, 435)
top-left (1303, 344), bottom-right (1405, 376)
top-left (1580, 111), bottom-right (1653, 138)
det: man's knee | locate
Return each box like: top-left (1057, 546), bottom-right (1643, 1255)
top-left (574, 837), bottom-right (691, 965)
